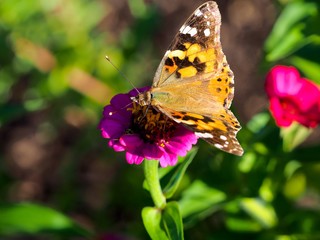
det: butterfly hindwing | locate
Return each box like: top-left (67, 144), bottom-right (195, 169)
top-left (157, 106), bottom-right (243, 156)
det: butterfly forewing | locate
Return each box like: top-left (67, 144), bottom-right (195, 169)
top-left (153, 1), bottom-right (224, 86)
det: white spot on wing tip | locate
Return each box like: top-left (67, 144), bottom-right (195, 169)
top-left (204, 28), bottom-right (210, 37)
top-left (180, 25), bottom-right (197, 37)
top-left (220, 135), bottom-right (227, 141)
top-left (180, 25), bottom-right (191, 34)
top-left (214, 143), bottom-right (223, 149)
top-left (189, 27), bottom-right (197, 36)
top-left (179, 24), bottom-right (186, 32)
top-left (195, 132), bottom-right (213, 138)
top-left (195, 9), bottom-right (203, 16)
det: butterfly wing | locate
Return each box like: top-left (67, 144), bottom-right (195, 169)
top-left (150, 1), bottom-right (243, 155)
top-left (157, 105), bottom-right (243, 156)
top-left (152, 1), bottom-right (234, 108)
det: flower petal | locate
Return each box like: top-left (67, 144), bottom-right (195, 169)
top-left (265, 65), bottom-right (320, 128)
top-left (265, 65), bottom-right (303, 97)
top-left (100, 118), bottom-right (126, 139)
top-left (109, 139), bottom-right (125, 152)
top-left (128, 87), bottom-right (150, 97)
top-left (296, 78), bottom-right (320, 112)
top-left (269, 98), bottom-right (293, 127)
top-left (110, 93), bottom-right (131, 109)
top-left (120, 134), bottom-right (144, 149)
top-left (165, 140), bottom-right (188, 156)
top-left (143, 144), bottom-right (163, 159)
top-left (159, 151), bottom-right (178, 167)
top-left (126, 151), bottom-right (144, 165)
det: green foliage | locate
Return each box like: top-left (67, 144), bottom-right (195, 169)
top-left (162, 148), bottom-right (198, 199)
top-left (142, 202), bottom-right (184, 240)
top-left (142, 207), bottom-right (168, 240)
top-left (179, 180), bottom-right (226, 224)
top-left (264, 0), bottom-right (320, 84)
top-left (281, 122), bottom-right (313, 152)
top-left (240, 198), bottom-right (277, 228)
top-left (0, 203), bottom-right (90, 237)
top-left (162, 202), bottom-right (184, 240)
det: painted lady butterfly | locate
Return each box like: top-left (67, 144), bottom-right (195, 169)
top-left (133, 1), bottom-right (244, 156)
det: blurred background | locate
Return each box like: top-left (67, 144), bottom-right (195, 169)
top-left (1, 0), bottom-right (320, 239)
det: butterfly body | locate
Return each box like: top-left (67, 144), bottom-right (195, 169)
top-left (133, 1), bottom-right (244, 156)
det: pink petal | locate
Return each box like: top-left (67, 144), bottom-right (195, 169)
top-left (110, 93), bottom-right (131, 109)
top-left (295, 78), bottom-right (320, 111)
top-left (165, 140), bottom-right (188, 156)
top-left (128, 87), bottom-right (150, 97)
top-left (100, 119), bottom-right (125, 138)
top-left (120, 134), bottom-right (143, 149)
top-left (159, 151), bottom-right (178, 167)
top-left (269, 98), bottom-right (293, 127)
top-left (109, 139), bottom-right (125, 152)
top-left (143, 144), bottom-right (163, 159)
top-left (102, 105), bottom-right (115, 117)
top-left (265, 65), bottom-right (320, 128)
top-left (266, 66), bottom-right (303, 97)
top-left (126, 151), bottom-right (144, 165)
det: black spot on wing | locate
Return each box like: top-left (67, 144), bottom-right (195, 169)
top-left (165, 57), bottom-right (174, 67)
top-left (173, 55), bottom-right (206, 78)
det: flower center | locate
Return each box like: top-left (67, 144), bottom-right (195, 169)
top-left (280, 99), bottom-right (298, 116)
top-left (129, 102), bottom-right (177, 146)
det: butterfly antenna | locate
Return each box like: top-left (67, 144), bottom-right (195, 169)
top-left (105, 56), bottom-right (140, 94)
top-left (108, 101), bottom-right (134, 116)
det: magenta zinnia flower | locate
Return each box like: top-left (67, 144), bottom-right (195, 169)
top-left (265, 65), bottom-right (320, 128)
top-left (99, 87), bottom-right (198, 167)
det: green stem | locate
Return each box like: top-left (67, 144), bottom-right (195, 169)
top-left (144, 160), bottom-right (166, 209)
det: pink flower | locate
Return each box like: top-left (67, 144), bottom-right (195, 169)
top-left (99, 87), bottom-right (198, 167)
top-left (265, 65), bottom-right (320, 128)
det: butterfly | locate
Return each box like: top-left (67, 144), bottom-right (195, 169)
top-left (132, 1), bottom-right (244, 156)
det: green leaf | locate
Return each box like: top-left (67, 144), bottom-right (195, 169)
top-left (259, 178), bottom-right (274, 202)
top-left (238, 151), bottom-right (258, 173)
top-left (142, 207), bottom-right (168, 240)
top-left (179, 180), bottom-right (226, 222)
top-left (265, 25), bottom-right (307, 61)
top-left (240, 198), bottom-right (277, 229)
top-left (264, 2), bottom-right (317, 61)
top-left (0, 203), bottom-right (90, 237)
top-left (162, 202), bottom-right (184, 240)
top-left (281, 122), bottom-right (312, 152)
top-left (283, 172), bottom-right (306, 199)
top-left (226, 217), bottom-right (262, 232)
top-left (265, 2), bottom-right (317, 50)
top-left (163, 147), bottom-right (198, 199)
top-left (289, 55), bottom-right (320, 84)
top-left (246, 112), bottom-right (271, 134)
top-left (143, 148), bottom-right (198, 192)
